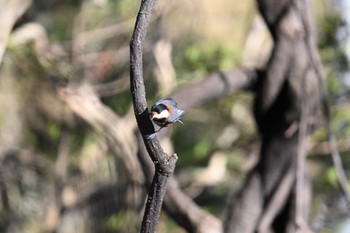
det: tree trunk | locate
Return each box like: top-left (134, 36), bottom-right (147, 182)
top-left (224, 0), bottom-right (323, 232)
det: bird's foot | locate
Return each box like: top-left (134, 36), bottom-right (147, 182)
top-left (145, 132), bottom-right (157, 140)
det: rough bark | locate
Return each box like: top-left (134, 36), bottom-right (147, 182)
top-left (137, 134), bottom-right (223, 233)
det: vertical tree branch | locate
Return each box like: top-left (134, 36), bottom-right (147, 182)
top-left (140, 167), bottom-right (173, 232)
top-left (294, 0), bottom-right (350, 205)
top-left (129, 0), bottom-right (178, 232)
top-left (295, 69), bottom-right (311, 232)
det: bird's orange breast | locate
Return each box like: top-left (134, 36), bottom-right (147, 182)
top-left (164, 103), bottom-right (174, 116)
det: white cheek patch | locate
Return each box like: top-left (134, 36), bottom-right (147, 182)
top-left (155, 110), bottom-right (169, 119)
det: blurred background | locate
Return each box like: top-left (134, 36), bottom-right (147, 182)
top-left (0, 0), bottom-right (350, 232)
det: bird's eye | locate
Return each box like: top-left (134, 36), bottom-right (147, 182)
top-left (152, 104), bottom-right (167, 113)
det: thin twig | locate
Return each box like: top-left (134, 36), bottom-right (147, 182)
top-left (295, 67), bottom-right (310, 232)
top-left (74, 19), bottom-right (134, 47)
top-left (129, 0), bottom-right (178, 232)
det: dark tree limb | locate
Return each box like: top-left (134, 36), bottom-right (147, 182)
top-left (137, 134), bottom-right (223, 233)
top-left (130, 0), bottom-right (177, 232)
top-left (257, 165), bottom-right (295, 233)
top-left (224, 1), bottom-right (323, 232)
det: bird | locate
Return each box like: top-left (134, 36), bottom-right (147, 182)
top-left (146, 98), bottom-right (185, 139)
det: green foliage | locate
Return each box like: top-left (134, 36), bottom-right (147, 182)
top-left (113, 0), bottom-right (138, 16)
top-left (194, 184), bottom-right (232, 214)
top-left (49, 6), bottom-right (79, 41)
top-left (324, 167), bottom-right (339, 189)
top-left (24, 121), bottom-right (62, 158)
top-left (69, 130), bottom-right (88, 154)
top-left (7, 44), bottom-right (46, 79)
top-left (226, 150), bottom-right (245, 174)
top-left (318, 14), bottom-right (344, 48)
top-left (314, 153), bottom-right (350, 191)
top-left (175, 43), bottom-right (240, 80)
top-left (102, 91), bottom-right (131, 116)
top-left (326, 72), bottom-right (342, 95)
top-left (160, 215), bottom-right (181, 232)
top-left (319, 47), bottom-right (349, 72)
top-left (312, 127), bottom-right (327, 143)
top-left (193, 138), bottom-right (213, 160)
top-left (318, 13), bottom-right (349, 97)
top-left (173, 123), bottom-right (215, 168)
top-left (102, 210), bottom-right (139, 232)
top-left (331, 106), bottom-right (350, 138)
top-left (47, 122), bottom-right (62, 140)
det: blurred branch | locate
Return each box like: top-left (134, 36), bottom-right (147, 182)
top-left (130, 0), bottom-right (178, 232)
top-left (224, 0), bottom-right (322, 232)
top-left (74, 46), bottom-right (129, 78)
top-left (93, 67), bottom-right (257, 100)
top-left (153, 39), bottom-right (176, 95)
top-left (327, 129), bottom-right (350, 204)
top-left (310, 139), bottom-right (350, 155)
top-left (58, 84), bottom-right (144, 185)
top-left (93, 75), bottom-right (130, 97)
top-left (0, 0), bottom-right (32, 64)
top-left (45, 129), bottom-right (71, 233)
top-left (295, 70), bottom-right (312, 232)
top-left (257, 165), bottom-right (294, 233)
top-left (294, 0), bottom-right (350, 206)
top-left (171, 69), bottom-right (257, 110)
top-left (73, 19), bottom-right (134, 49)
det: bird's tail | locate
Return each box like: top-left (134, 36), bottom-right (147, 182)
top-left (177, 109), bottom-right (185, 124)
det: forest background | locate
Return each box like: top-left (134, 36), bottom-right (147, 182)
top-left (0, 0), bottom-right (350, 232)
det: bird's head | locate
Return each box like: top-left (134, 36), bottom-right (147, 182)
top-left (151, 103), bottom-right (169, 125)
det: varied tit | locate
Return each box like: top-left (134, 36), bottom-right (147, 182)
top-left (146, 98), bottom-right (185, 139)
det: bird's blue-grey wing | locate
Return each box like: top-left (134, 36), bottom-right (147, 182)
top-left (168, 108), bottom-right (185, 123)
top-left (154, 98), bottom-right (177, 108)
